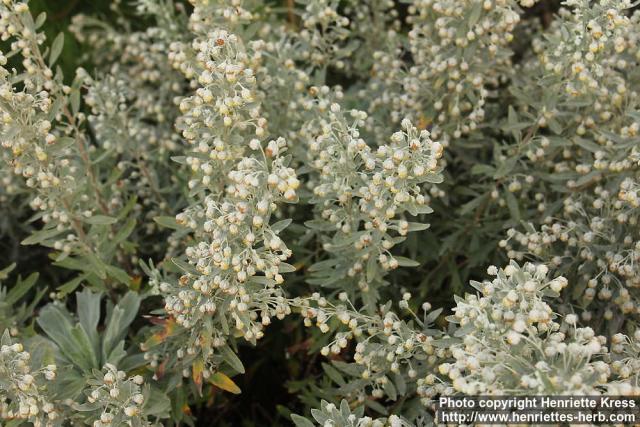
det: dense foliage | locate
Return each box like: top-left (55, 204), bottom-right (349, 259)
top-left (0, 0), bottom-right (639, 425)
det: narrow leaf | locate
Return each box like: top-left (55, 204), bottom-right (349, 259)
top-left (49, 32), bottom-right (64, 66)
top-left (209, 372), bottom-right (241, 394)
top-left (291, 415), bottom-right (315, 427)
top-left (85, 215), bottom-right (117, 225)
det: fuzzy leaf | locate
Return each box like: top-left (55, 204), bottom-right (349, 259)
top-left (85, 215), bottom-right (118, 225)
top-left (291, 414), bottom-right (315, 427)
top-left (394, 256), bottom-right (420, 267)
top-left (76, 289), bottom-right (102, 354)
top-left (271, 218), bottom-right (292, 233)
top-left (5, 272), bottom-right (38, 305)
top-left (49, 32), bottom-right (64, 66)
top-left (220, 345), bottom-right (245, 374)
top-left (21, 228), bottom-right (63, 245)
top-left (153, 216), bottom-right (181, 230)
top-left (102, 292), bottom-right (140, 361)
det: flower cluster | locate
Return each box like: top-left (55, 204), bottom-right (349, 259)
top-left (536, 0), bottom-right (632, 96)
top-left (609, 331), bottom-right (640, 392)
top-left (71, 5), bottom-right (187, 243)
top-left (296, 0), bottom-right (354, 71)
top-left (83, 364), bottom-right (151, 427)
top-left (372, 0), bottom-right (530, 143)
top-left (0, 0), bottom-right (97, 255)
top-left (0, 333), bottom-right (58, 426)
top-left (298, 292), bottom-right (445, 405)
top-left (342, 0), bottom-right (399, 77)
top-left (173, 27), bottom-right (262, 190)
top-left (438, 262), bottom-right (631, 397)
top-left (499, 0), bottom-right (640, 321)
top-left (145, 1), bottom-right (301, 382)
top-left (293, 400), bottom-right (406, 427)
top-left (0, 0), bottom-right (154, 290)
top-left (304, 104), bottom-right (443, 305)
top-left (166, 150), bottom-right (298, 335)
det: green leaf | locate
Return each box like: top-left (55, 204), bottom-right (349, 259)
top-left (340, 400), bottom-right (350, 418)
top-left (425, 307), bottom-right (443, 324)
top-left (172, 257), bottom-right (198, 275)
top-left (383, 377), bottom-right (397, 400)
top-left (322, 362), bottom-right (345, 386)
top-left (471, 164), bottom-right (495, 176)
top-left (57, 274), bottom-right (88, 297)
top-left (406, 222), bottom-right (430, 232)
top-left (153, 216), bottom-right (181, 230)
top-left (117, 196), bottom-right (138, 220)
top-left (48, 136), bottom-right (75, 154)
top-left (278, 263), bottom-right (297, 273)
top-left (105, 265), bottom-right (131, 285)
top-left (112, 218), bottom-right (136, 247)
top-left (454, 322), bottom-right (475, 337)
top-left (37, 305), bottom-right (94, 371)
top-left (249, 276), bottom-right (276, 286)
top-left (271, 218), bottom-right (292, 233)
top-left (575, 171), bottom-right (601, 187)
top-left (304, 219), bottom-right (334, 231)
top-left (76, 289), bottom-right (102, 354)
top-left (469, 280), bottom-right (484, 292)
top-left (102, 292), bottom-right (141, 361)
top-left (85, 215), bottom-right (117, 225)
top-left (144, 387), bottom-right (172, 418)
top-left (364, 399), bottom-right (388, 415)
top-left (220, 345), bottom-right (245, 374)
top-left (0, 263), bottom-right (16, 281)
top-left (84, 253), bottom-right (107, 280)
top-left (366, 256), bottom-right (377, 282)
top-left (547, 118), bottom-right (562, 134)
top-left (504, 190), bottom-right (521, 221)
top-left (423, 173), bottom-right (444, 184)
top-left (311, 408), bottom-right (328, 425)
top-left (170, 155), bottom-right (187, 164)
top-left (333, 361), bottom-right (364, 376)
top-left (573, 137), bottom-right (602, 153)
top-left (394, 256), bottom-right (420, 267)
top-left (308, 258), bottom-right (339, 272)
top-left (291, 414), bottom-right (315, 427)
top-left (105, 340), bottom-right (127, 367)
top-left (5, 272), bottom-right (38, 305)
top-left (494, 157), bottom-right (517, 179)
top-left (413, 204), bottom-right (434, 215)
top-left (21, 227), bottom-right (63, 245)
top-left (35, 12), bottom-right (46, 28)
top-left (70, 324), bottom-right (99, 370)
top-left (49, 32), bottom-right (64, 66)
top-left (70, 87), bottom-right (81, 115)
top-left (468, 1), bottom-right (482, 27)
top-left (394, 372), bottom-right (407, 396)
